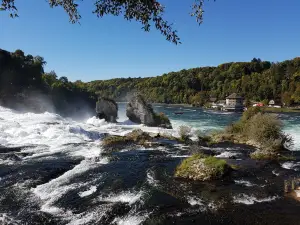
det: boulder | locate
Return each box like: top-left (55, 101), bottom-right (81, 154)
top-left (126, 95), bottom-right (172, 129)
top-left (96, 97), bottom-right (118, 122)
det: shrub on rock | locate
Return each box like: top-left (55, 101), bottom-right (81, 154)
top-left (174, 154), bottom-right (230, 181)
top-left (178, 125), bottom-right (192, 141)
top-left (102, 129), bottom-right (153, 152)
top-left (218, 107), bottom-right (293, 158)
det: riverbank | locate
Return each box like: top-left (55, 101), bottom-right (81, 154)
top-left (153, 103), bottom-right (192, 107)
top-left (263, 107), bottom-right (300, 113)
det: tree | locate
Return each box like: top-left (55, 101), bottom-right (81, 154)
top-left (292, 85), bottom-right (300, 103)
top-left (59, 76), bottom-right (69, 83)
top-left (13, 49), bottom-right (25, 58)
top-left (282, 92), bottom-right (293, 106)
top-left (0, 0), bottom-right (215, 44)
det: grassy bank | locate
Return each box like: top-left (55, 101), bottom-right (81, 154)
top-left (262, 107), bottom-right (300, 113)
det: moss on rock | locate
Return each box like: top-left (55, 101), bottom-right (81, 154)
top-left (102, 129), bottom-right (154, 152)
top-left (174, 154), bottom-right (230, 181)
top-left (250, 150), bottom-right (296, 161)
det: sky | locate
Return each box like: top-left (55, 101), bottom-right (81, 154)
top-left (0, 0), bottom-right (300, 82)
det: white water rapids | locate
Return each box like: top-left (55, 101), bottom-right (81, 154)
top-left (0, 105), bottom-right (299, 225)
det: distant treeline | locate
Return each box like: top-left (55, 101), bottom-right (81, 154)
top-left (0, 49), bottom-right (97, 117)
top-left (87, 57), bottom-right (300, 106)
top-left (1, 48), bottom-right (300, 116)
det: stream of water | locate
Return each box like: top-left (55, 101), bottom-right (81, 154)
top-left (0, 104), bottom-right (299, 225)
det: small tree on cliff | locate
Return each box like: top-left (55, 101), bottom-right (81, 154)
top-left (1, 0), bottom-right (216, 44)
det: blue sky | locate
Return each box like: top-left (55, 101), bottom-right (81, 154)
top-left (1, 0), bottom-right (300, 82)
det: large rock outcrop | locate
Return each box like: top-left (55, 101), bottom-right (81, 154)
top-left (126, 95), bottom-right (172, 129)
top-left (96, 97), bottom-right (118, 122)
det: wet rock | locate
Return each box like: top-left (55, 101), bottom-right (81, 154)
top-left (126, 95), bottom-right (172, 129)
top-left (96, 97), bottom-right (118, 122)
top-left (0, 153), bottom-right (22, 161)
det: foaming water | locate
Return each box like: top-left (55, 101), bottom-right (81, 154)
top-left (98, 190), bottom-right (144, 205)
top-left (1, 104), bottom-right (300, 224)
top-left (233, 194), bottom-right (279, 205)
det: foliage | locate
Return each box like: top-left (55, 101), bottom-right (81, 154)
top-left (154, 112), bottom-right (172, 128)
top-left (240, 106), bottom-right (263, 122)
top-left (102, 129), bottom-right (153, 149)
top-left (87, 57), bottom-right (300, 105)
top-left (178, 125), bottom-right (192, 141)
top-left (1, 0), bottom-right (214, 44)
top-left (223, 107), bottom-right (294, 152)
top-left (0, 48), bottom-right (97, 116)
top-left (102, 136), bottom-right (128, 147)
top-left (246, 114), bottom-right (282, 148)
top-left (195, 130), bottom-right (213, 145)
top-left (249, 151), bottom-right (295, 161)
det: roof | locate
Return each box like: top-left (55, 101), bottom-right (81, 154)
top-left (226, 93), bottom-right (243, 99)
top-left (209, 97), bottom-right (217, 102)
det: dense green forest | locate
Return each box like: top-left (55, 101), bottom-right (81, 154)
top-left (1, 48), bottom-right (300, 116)
top-left (87, 57), bottom-right (300, 106)
top-left (0, 48), bottom-right (97, 117)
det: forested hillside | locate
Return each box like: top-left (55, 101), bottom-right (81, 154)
top-left (1, 48), bottom-right (300, 113)
top-left (0, 49), bottom-right (97, 117)
top-left (88, 58), bottom-right (300, 106)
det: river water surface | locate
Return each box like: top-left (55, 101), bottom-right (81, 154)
top-left (0, 104), bottom-right (300, 225)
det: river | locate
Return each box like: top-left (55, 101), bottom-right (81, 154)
top-left (0, 104), bottom-right (299, 225)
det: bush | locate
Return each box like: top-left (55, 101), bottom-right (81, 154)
top-left (178, 125), bottom-right (192, 141)
top-left (225, 121), bottom-right (244, 134)
top-left (195, 130), bottom-right (214, 145)
top-left (245, 113), bottom-right (292, 151)
top-left (241, 106), bottom-right (263, 123)
top-left (221, 107), bottom-right (293, 154)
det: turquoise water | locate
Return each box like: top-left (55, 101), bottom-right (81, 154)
top-left (152, 104), bottom-right (300, 151)
top-left (120, 103), bottom-right (300, 150)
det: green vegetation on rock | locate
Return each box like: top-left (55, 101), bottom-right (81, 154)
top-left (214, 107), bottom-right (294, 160)
top-left (174, 154), bottom-right (229, 181)
top-left (154, 112), bottom-right (172, 129)
top-left (102, 129), bottom-right (154, 152)
top-left (178, 125), bottom-right (192, 142)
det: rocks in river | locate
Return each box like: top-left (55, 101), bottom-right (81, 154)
top-left (101, 129), bottom-right (181, 153)
top-left (96, 97), bottom-right (118, 122)
top-left (102, 129), bottom-right (155, 152)
top-left (175, 154), bottom-right (231, 181)
top-left (126, 95), bottom-right (172, 129)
